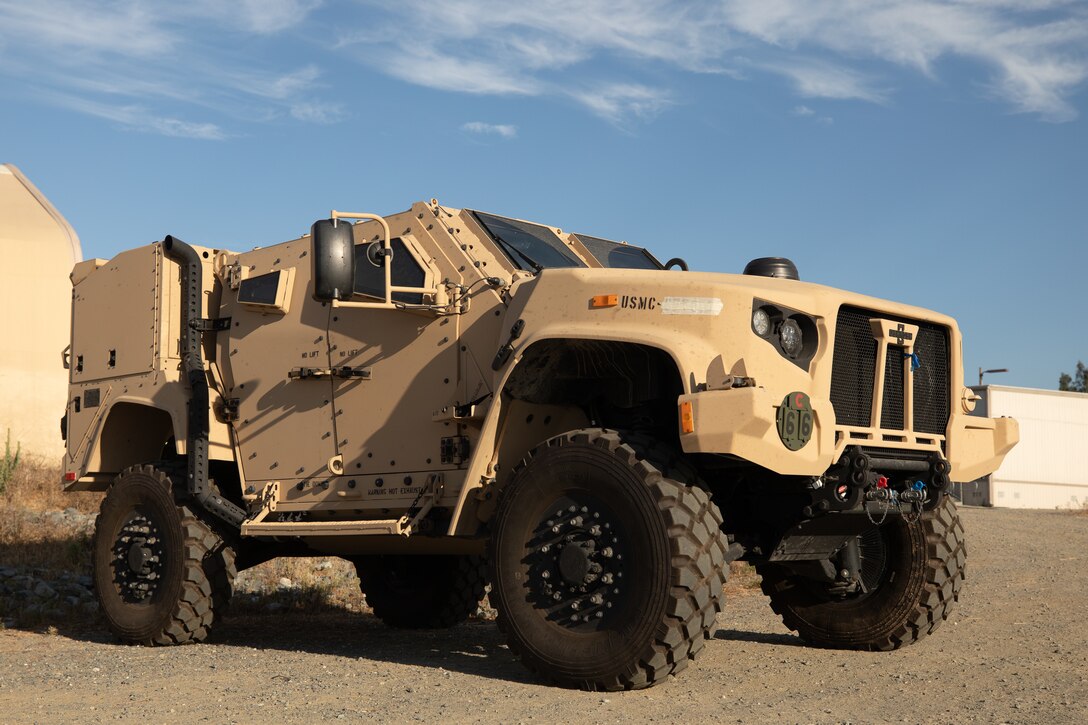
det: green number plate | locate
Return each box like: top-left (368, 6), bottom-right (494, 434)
top-left (777, 392), bottom-right (814, 451)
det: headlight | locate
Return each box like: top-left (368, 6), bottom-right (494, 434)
top-left (778, 318), bottom-right (803, 358)
top-left (752, 307), bottom-right (772, 337)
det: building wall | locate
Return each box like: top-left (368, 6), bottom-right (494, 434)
top-left (962, 385), bottom-right (1088, 509)
top-left (0, 164), bottom-right (82, 460)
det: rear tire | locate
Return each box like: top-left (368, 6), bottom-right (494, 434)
top-left (354, 555), bottom-right (488, 629)
top-left (92, 465), bottom-right (235, 645)
top-left (758, 495), bottom-right (966, 650)
top-left (490, 428), bottom-right (728, 691)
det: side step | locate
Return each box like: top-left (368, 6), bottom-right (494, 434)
top-left (240, 479), bottom-right (441, 538)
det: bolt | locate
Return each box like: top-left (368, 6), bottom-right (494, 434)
top-left (555, 510), bottom-right (564, 517)
top-left (606, 602), bottom-right (613, 609)
top-left (580, 506), bottom-right (588, 513)
top-left (596, 611), bottom-right (604, 618)
top-left (613, 588), bottom-right (620, 594)
top-left (593, 512), bottom-right (600, 519)
top-left (616, 554), bottom-right (623, 561)
top-left (590, 525), bottom-right (602, 536)
top-left (616, 572), bottom-right (623, 579)
top-left (571, 601), bottom-right (579, 610)
top-left (569, 517), bottom-right (582, 527)
top-left (602, 547), bottom-right (613, 558)
top-left (601, 574), bottom-right (613, 584)
top-left (541, 545), bottom-right (550, 553)
top-left (568, 506), bottom-right (576, 513)
top-left (840, 569), bottom-right (851, 579)
top-left (590, 594), bottom-right (603, 605)
top-left (553, 592), bottom-right (562, 601)
top-left (552, 526), bottom-right (561, 534)
top-left (571, 614), bottom-right (580, 621)
top-left (541, 571), bottom-right (550, 579)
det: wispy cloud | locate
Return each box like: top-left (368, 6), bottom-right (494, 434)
top-left (461, 121), bottom-right (518, 138)
top-left (44, 93), bottom-right (227, 140)
top-left (0, 0), bottom-right (331, 138)
top-left (791, 105), bottom-right (815, 116)
top-left (567, 83), bottom-right (672, 127)
top-left (345, 0), bottom-right (1087, 123)
top-left (1, 0), bottom-right (1084, 136)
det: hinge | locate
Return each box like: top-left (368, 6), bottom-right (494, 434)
top-left (217, 397), bottom-right (240, 422)
top-left (190, 318), bottom-right (232, 332)
top-left (440, 436), bottom-right (471, 465)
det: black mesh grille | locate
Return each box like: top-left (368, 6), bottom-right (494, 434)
top-left (913, 324), bottom-right (951, 435)
top-left (831, 306), bottom-right (950, 435)
top-left (830, 307), bottom-right (877, 427)
top-left (881, 345), bottom-right (905, 430)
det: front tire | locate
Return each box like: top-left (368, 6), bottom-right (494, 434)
top-left (758, 495), bottom-right (966, 650)
top-left (92, 465), bottom-right (235, 645)
top-left (490, 429), bottom-right (728, 691)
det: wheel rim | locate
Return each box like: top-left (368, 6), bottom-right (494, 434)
top-left (523, 495), bottom-right (628, 631)
top-left (110, 509), bottom-right (166, 604)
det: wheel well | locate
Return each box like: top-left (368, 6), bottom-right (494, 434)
top-left (92, 403), bottom-right (175, 474)
top-left (503, 339), bottom-right (684, 447)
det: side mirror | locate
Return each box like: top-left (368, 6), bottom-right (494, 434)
top-left (311, 219), bottom-right (355, 301)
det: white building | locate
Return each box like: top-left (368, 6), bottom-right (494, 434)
top-left (954, 384), bottom-right (1088, 509)
top-left (0, 164), bottom-right (82, 459)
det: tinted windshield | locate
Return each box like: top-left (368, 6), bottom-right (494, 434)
top-left (574, 234), bottom-right (663, 270)
top-left (473, 211), bottom-right (586, 271)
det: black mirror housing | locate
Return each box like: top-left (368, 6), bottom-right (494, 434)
top-left (312, 219), bottom-right (355, 301)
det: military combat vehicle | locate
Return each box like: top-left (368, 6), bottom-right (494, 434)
top-left (61, 200), bottom-right (1018, 690)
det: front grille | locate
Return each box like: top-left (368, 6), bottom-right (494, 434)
top-left (830, 307), bottom-right (876, 427)
top-left (830, 306), bottom-right (950, 435)
top-left (912, 325), bottom-right (951, 434)
top-left (880, 344), bottom-right (905, 429)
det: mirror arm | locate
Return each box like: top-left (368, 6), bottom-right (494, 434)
top-left (331, 210), bottom-right (394, 305)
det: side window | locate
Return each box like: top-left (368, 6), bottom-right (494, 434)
top-left (353, 237), bottom-right (425, 304)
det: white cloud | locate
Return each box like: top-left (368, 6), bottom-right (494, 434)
top-left (291, 102), bottom-right (347, 124)
top-left (346, 0), bottom-right (1088, 122)
top-left (43, 93), bottom-right (227, 140)
top-left (0, 0), bottom-right (332, 138)
top-left (791, 105), bottom-right (815, 116)
top-left (461, 121), bottom-right (518, 138)
top-left (567, 83), bottom-right (672, 126)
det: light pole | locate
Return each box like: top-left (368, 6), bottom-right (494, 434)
top-left (978, 367), bottom-right (1008, 386)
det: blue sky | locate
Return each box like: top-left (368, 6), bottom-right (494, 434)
top-left (1, 0), bottom-right (1085, 389)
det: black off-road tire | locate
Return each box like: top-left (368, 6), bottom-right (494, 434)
top-left (92, 465), bottom-right (236, 645)
top-left (354, 555), bottom-right (488, 629)
top-left (758, 495), bottom-right (966, 651)
top-left (490, 428), bottom-right (728, 691)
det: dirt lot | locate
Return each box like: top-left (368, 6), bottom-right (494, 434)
top-left (1, 505), bottom-right (1086, 724)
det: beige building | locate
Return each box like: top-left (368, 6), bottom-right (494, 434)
top-left (0, 164), bottom-right (83, 458)
top-left (956, 384), bottom-right (1088, 509)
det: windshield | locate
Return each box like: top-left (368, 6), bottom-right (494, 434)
top-left (472, 211), bottom-right (586, 271)
top-left (574, 233), bottom-right (663, 270)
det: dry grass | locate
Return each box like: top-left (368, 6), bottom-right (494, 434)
top-left (231, 556), bottom-right (369, 616)
top-left (725, 560), bottom-right (762, 596)
top-left (0, 454), bottom-right (102, 514)
top-left (0, 456), bottom-right (101, 575)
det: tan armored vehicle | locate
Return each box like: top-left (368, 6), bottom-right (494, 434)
top-left (62, 201), bottom-right (1017, 690)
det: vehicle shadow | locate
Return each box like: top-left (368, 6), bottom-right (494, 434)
top-left (209, 611), bottom-right (536, 684)
top-left (10, 606), bottom-right (537, 686)
top-left (713, 628), bottom-right (805, 648)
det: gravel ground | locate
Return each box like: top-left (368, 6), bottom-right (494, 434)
top-left (1, 506), bottom-right (1085, 724)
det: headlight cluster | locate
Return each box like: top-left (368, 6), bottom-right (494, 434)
top-left (751, 301), bottom-right (818, 368)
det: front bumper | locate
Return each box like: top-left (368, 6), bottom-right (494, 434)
top-left (677, 387), bottom-right (1019, 481)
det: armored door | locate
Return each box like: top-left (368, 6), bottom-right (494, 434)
top-left (217, 239), bottom-right (338, 487)
top-left (327, 232), bottom-right (463, 507)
